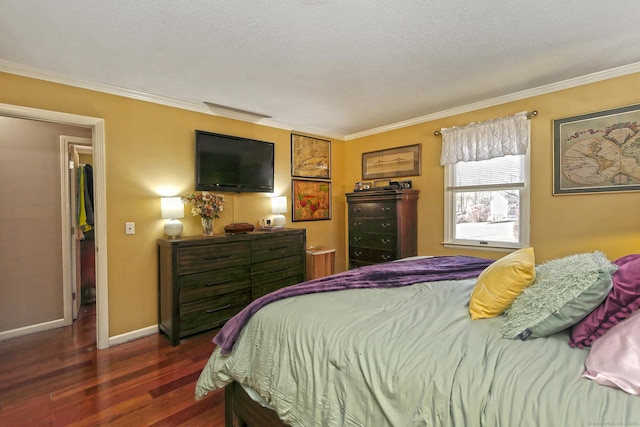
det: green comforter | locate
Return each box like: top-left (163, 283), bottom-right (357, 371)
top-left (195, 279), bottom-right (640, 426)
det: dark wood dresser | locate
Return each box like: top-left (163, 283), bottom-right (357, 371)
top-left (157, 228), bottom-right (306, 345)
top-left (346, 189), bottom-right (419, 269)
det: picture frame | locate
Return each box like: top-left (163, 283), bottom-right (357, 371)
top-left (291, 179), bottom-right (331, 222)
top-left (553, 103), bottom-right (640, 195)
top-left (291, 134), bottom-right (331, 179)
top-left (362, 144), bottom-right (421, 180)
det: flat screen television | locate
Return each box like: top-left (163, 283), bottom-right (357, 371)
top-left (195, 130), bottom-right (275, 193)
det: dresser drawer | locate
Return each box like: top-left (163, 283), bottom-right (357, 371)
top-left (179, 265), bottom-right (251, 304)
top-left (349, 246), bottom-right (396, 264)
top-left (252, 274), bottom-right (303, 300)
top-left (349, 201), bottom-right (396, 218)
top-left (349, 232), bottom-right (397, 249)
top-left (252, 255), bottom-right (304, 288)
top-left (349, 259), bottom-right (374, 269)
top-left (252, 234), bottom-right (304, 263)
top-left (178, 241), bottom-right (251, 275)
top-left (349, 217), bottom-right (398, 233)
top-left (179, 289), bottom-right (251, 337)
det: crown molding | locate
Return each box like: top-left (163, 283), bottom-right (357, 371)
top-left (0, 59), bottom-right (344, 141)
top-left (344, 61), bottom-right (640, 140)
top-left (2, 59), bottom-right (639, 142)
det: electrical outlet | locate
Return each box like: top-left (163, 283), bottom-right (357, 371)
top-left (125, 222), bottom-right (135, 235)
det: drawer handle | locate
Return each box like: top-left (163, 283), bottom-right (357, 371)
top-left (353, 236), bottom-right (362, 242)
top-left (269, 267), bottom-right (289, 273)
top-left (353, 221), bottom-right (362, 227)
top-left (354, 207), bottom-right (361, 213)
top-left (381, 223), bottom-right (391, 228)
top-left (205, 279), bottom-right (231, 286)
top-left (204, 254), bottom-right (231, 261)
top-left (381, 207), bottom-right (390, 212)
top-left (381, 255), bottom-right (392, 261)
top-left (206, 304), bottom-right (231, 314)
top-left (354, 251), bottom-right (362, 257)
top-left (381, 238), bottom-right (391, 244)
top-left (269, 246), bottom-right (288, 251)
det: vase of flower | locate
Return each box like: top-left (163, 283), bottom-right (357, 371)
top-left (182, 191), bottom-right (226, 237)
top-left (201, 216), bottom-right (214, 236)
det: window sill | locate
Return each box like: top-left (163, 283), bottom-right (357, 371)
top-left (441, 242), bottom-right (520, 253)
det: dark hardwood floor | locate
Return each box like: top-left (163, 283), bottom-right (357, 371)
top-left (0, 304), bottom-right (225, 426)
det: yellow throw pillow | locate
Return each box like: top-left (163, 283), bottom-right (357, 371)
top-left (469, 247), bottom-right (536, 320)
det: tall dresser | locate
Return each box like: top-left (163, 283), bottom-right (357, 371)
top-left (346, 189), bottom-right (419, 269)
top-left (157, 228), bottom-right (306, 345)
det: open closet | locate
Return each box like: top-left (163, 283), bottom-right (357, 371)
top-left (69, 143), bottom-right (96, 318)
top-left (77, 158), bottom-right (96, 305)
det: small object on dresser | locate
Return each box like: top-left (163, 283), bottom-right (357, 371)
top-left (224, 222), bottom-right (255, 234)
top-left (373, 179), bottom-right (392, 188)
top-left (354, 181), bottom-right (371, 191)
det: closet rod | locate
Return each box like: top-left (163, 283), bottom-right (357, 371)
top-left (433, 110), bottom-right (538, 136)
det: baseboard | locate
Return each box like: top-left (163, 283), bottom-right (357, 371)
top-left (108, 324), bottom-right (158, 347)
top-left (0, 318), bottom-right (67, 342)
top-left (0, 320), bottom-right (159, 347)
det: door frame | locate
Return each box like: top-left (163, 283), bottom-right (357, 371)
top-left (1, 102), bottom-right (109, 349)
top-left (61, 137), bottom-right (92, 323)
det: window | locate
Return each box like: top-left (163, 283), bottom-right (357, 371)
top-left (444, 152), bottom-right (530, 249)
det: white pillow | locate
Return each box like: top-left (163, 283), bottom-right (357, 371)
top-left (583, 309), bottom-right (640, 395)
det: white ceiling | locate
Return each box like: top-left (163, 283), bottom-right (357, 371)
top-left (1, 1), bottom-right (640, 139)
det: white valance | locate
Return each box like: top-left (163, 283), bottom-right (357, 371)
top-left (439, 111), bottom-right (530, 166)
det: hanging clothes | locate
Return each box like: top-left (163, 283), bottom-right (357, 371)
top-left (77, 165), bottom-right (92, 232)
top-left (83, 164), bottom-right (94, 227)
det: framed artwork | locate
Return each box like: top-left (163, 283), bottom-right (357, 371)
top-left (291, 179), bottom-right (331, 221)
top-left (553, 103), bottom-right (640, 195)
top-left (362, 144), bottom-right (421, 180)
top-left (291, 134), bottom-right (331, 179)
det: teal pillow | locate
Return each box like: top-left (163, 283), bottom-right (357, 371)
top-left (501, 251), bottom-right (617, 340)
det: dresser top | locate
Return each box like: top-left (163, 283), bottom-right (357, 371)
top-left (346, 189), bottom-right (419, 202)
top-left (157, 228), bottom-right (305, 248)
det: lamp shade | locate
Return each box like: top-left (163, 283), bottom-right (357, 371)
top-left (161, 197), bottom-right (184, 219)
top-left (161, 197), bottom-right (184, 239)
top-left (271, 196), bottom-right (287, 228)
top-left (271, 196), bottom-right (287, 214)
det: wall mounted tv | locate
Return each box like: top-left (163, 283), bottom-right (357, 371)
top-left (195, 130), bottom-right (275, 193)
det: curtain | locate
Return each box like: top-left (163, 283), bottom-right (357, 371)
top-left (440, 111), bottom-right (529, 166)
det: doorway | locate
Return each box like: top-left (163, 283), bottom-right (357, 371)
top-left (62, 137), bottom-right (95, 322)
top-left (0, 103), bottom-right (109, 349)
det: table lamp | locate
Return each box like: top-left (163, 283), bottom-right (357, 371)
top-left (271, 196), bottom-right (287, 228)
top-left (161, 197), bottom-right (184, 239)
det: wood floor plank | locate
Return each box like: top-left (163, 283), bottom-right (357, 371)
top-left (0, 304), bottom-right (225, 426)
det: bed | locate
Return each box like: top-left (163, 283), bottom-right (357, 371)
top-left (195, 251), bottom-right (640, 426)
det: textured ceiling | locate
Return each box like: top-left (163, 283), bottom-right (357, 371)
top-left (1, 1), bottom-right (640, 139)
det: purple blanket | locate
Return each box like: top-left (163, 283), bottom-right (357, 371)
top-left (213, 255), bottom-right (493, 353)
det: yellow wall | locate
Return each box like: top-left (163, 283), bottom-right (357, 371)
top-left (0, 72), bottom-right (346, 336)
top-left (346, 72), bottom-right (640, 263)
top-left (2, 70), bottom-right (639, 338)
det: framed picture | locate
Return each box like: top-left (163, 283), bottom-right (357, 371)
top-left (553, 103), bottom-right (640, 195)
top-left (362, 144), bottom-right (421, 180)
top-left (291, 134), bottom-right (331, 179)
top-left (291, 179), bottom-right (331, 222)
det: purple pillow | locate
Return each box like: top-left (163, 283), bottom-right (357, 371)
top-left (569, 254), bottom-right (640, 348)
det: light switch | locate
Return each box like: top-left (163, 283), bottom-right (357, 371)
top-left (125, 222), bottom-right (135, 235)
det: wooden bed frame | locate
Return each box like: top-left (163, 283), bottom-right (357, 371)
top-left (225, 381), bottom-right (289, 427)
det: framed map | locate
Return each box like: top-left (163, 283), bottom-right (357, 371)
top-left (291, 134), bottom-right (331, 179)
top-left (362, 144), bottom-right (421, 180)
top-left (553, 104), bottom-right (640, 195)
top-left (291, 179), bottom-right (331, 222)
